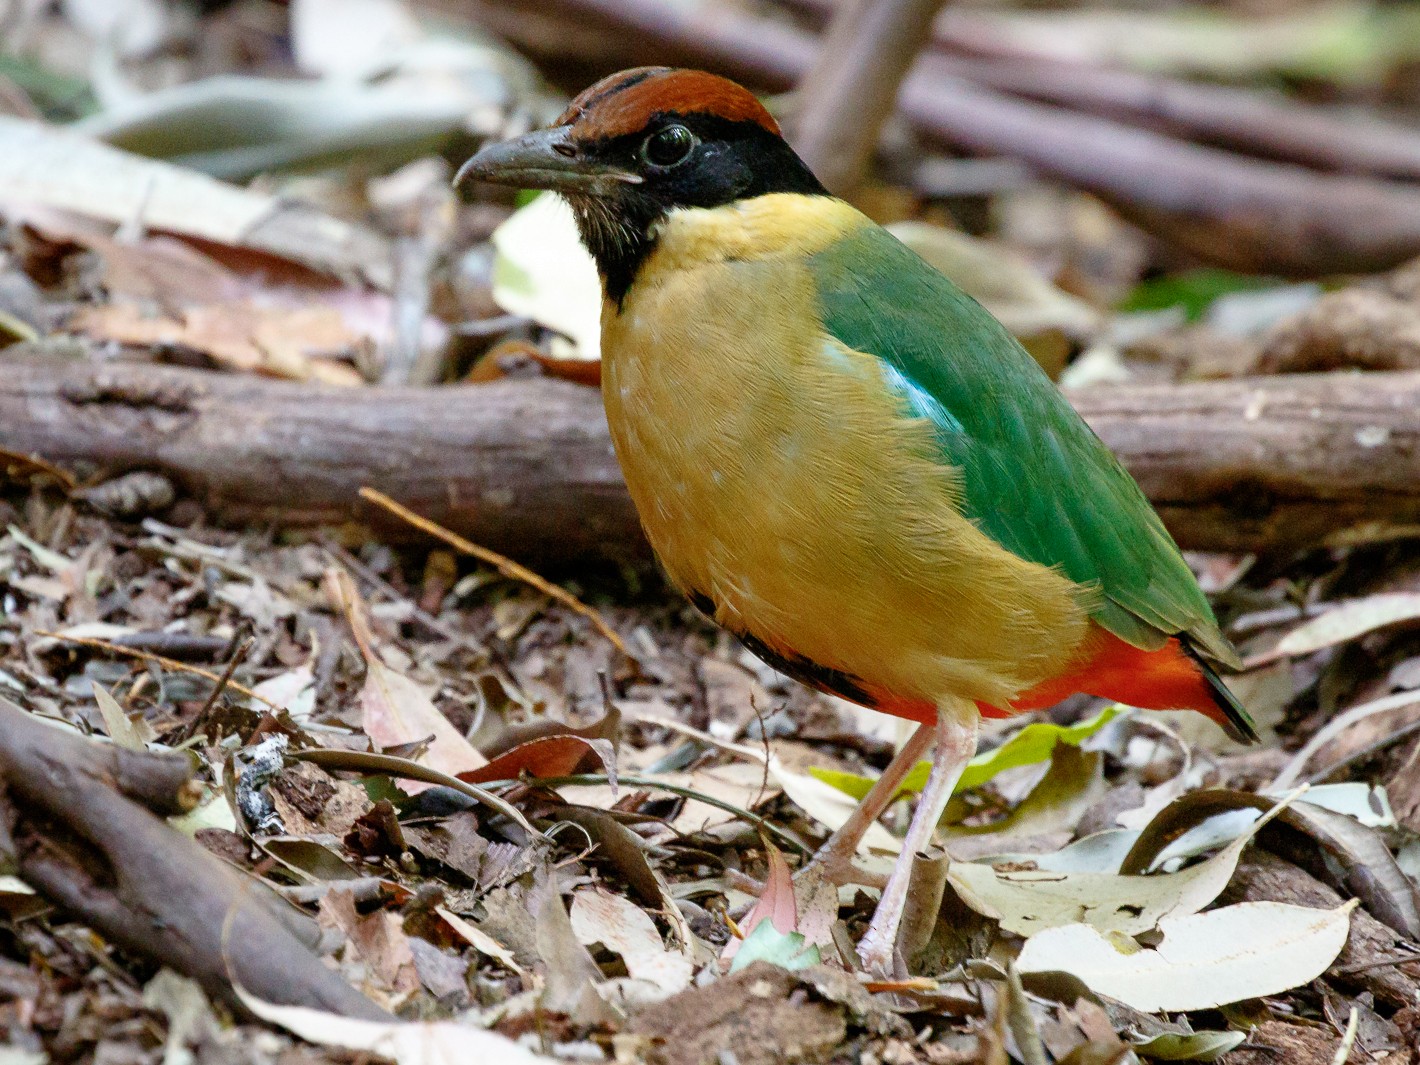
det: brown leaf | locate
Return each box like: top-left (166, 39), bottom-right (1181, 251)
top-left (721, 841), bottom-right (799, 969)
top-left (69, 301), bottom-right (365, 383)
top-left (480, 703), bottom-right (621, 761)
top-left (457, 734), bottom-right (614, 786)
top-left (324, 569), bottom-right (486, 790)
top-left (527, 871), bottom-right (603, 1019)
top-left (318, 887), bottom-right (419, 1005)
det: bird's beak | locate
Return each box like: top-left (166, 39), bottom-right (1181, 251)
top-left (454, 127), bottom-right (643, 195)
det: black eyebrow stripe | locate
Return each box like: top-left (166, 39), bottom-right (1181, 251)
top-left (572, 67), bottom-right (665, 118)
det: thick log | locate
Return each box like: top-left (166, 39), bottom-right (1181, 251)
top-left (1, 355), bottom-right (1418, 556)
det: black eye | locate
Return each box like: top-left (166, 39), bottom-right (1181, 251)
top-left (641, 125), bottom-right (697, 168)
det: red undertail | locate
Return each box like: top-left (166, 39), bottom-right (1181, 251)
top-left (984, 626), bottom-right (1233, 727)
top-left (868, 626), bottom-right (1234, 731)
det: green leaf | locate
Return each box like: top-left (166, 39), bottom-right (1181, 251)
top-left (1118, 269), bottom-right (1277, 322)
top-left (1130, 1030), bottom-right (1246, 1062)
top-left (811, 705), bottom-right (1121, 801)
top-left (728, 919), bottom-right (820, 973)
top-left (0, 55), bottom-right (95, 122)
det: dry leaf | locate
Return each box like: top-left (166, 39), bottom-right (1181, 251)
top-left (721, 839), bottom-right (804, 968)
top-left (569, 886), bottom-right (693, 993)
top-left (949, 792), bottom-right (1291, 937)
top-left (1252, 592), bottom-right (1420, 664)
top-left (238, 990), bottom-right (558, 1064)
top-left (458, 734), bottom-right (613, 787)
top-left (436, 906), bottom-right (526, 977)
top-left (320, 888), bottom-right (419, 1003)
top-left (0, 116), bottom-right (392, 286)
top-left (1016, 901), bottom-right (1356, 1011)
top-left (92, 682), bottom-right (151, 751)
top-left (69, 302), bottom-right (365, 383)
top-left (489, 194), bottom-right (602, 358)
top-left (325, 569), bottom-right (485, 790)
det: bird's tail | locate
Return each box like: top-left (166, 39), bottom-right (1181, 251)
top-left (1180, 638), bottom-right (1259, 744)
top-left (1001, 626), bottom-right (1260, 744)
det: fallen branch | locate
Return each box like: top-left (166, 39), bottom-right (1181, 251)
top-left (789, 0), bottom-right (949, 194)
top-left (924, 52), bottom-right (1420, 183)
top-left (2, 355), bottom-right (1419, 556)
top-left (789, 0), bottom-right (1420, 182)
top-left (0, 696), bottom-right (389, 1020)
top-left (899, 72), bottom-right (1420, 276)
top-left (473, 0), bottom-right (1420, 274)
top-left (1, 350), bottom-right (644, 565)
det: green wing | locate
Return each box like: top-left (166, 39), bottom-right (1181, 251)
top-left (806, 223), bottom-right (1240, 669)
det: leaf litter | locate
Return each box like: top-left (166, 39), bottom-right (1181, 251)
top-left (7, 480), bottom-right (1413, 1065)
top-left (4, 2), bottom-right (1420, 1063)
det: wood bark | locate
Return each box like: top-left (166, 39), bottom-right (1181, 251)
top-left (0, 354), bottom-right (643, 566)
top-left (0, 695), bottom-right (389, 1020)
top-left (2, 356), bottom-right (1419, 557)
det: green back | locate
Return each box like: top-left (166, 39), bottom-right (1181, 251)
top-left (806, 224), bottom-right (1239, 668)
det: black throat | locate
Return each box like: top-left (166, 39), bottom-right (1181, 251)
top-left (566, 115), bottom-right (828, 306)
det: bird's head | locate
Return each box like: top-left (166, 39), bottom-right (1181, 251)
top-left (456, 67), bottom-right (826, 301)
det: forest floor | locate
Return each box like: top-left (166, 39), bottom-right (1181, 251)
top-left (5, 1), bottom-right (1420, 1063)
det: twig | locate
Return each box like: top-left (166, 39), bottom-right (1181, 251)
top-left (0, 444), bottom-right (77, 490)
top-left (358, 487), bottom-right (633, 660)
top-left (112, 631), bottom-right (236, 661)
top-left (790, 0), bottom-right (950, 194)
top-left (293, 747), bottom-right (548, 841)
top-left (321, 540), bottom-right (484, 655)
top-left (1332, 951), bottom-right (1420, 976)
top-left (278, 877), bottom-right (395, 906)
top-left (195, 636), bottom-right (253, 721)
top-left (34, 630), bottom-right (279, 709)
top-left (789, 0), bottom-right (1420, 182)
top-left (924, 51), bottom-right (1420, 183)
top-left (896, 72), bottom-right (1420, 275)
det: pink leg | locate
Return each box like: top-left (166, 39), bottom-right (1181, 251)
top-left (856, 705), bottom-right (978, 976)
top-left (804, 720), bottom-right (936, 887)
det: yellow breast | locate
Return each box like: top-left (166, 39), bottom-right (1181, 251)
top-left (601, 195), bottom-right (1091, 708)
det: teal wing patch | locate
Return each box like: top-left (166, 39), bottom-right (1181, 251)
top-left (806, 224), bottom-right (1240, 669)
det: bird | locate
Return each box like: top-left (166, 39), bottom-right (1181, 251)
top-left (456, 66), bottom-right (1257, 975)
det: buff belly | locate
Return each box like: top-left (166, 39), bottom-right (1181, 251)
top-left (600, 198), bottom-right (1094, 711)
